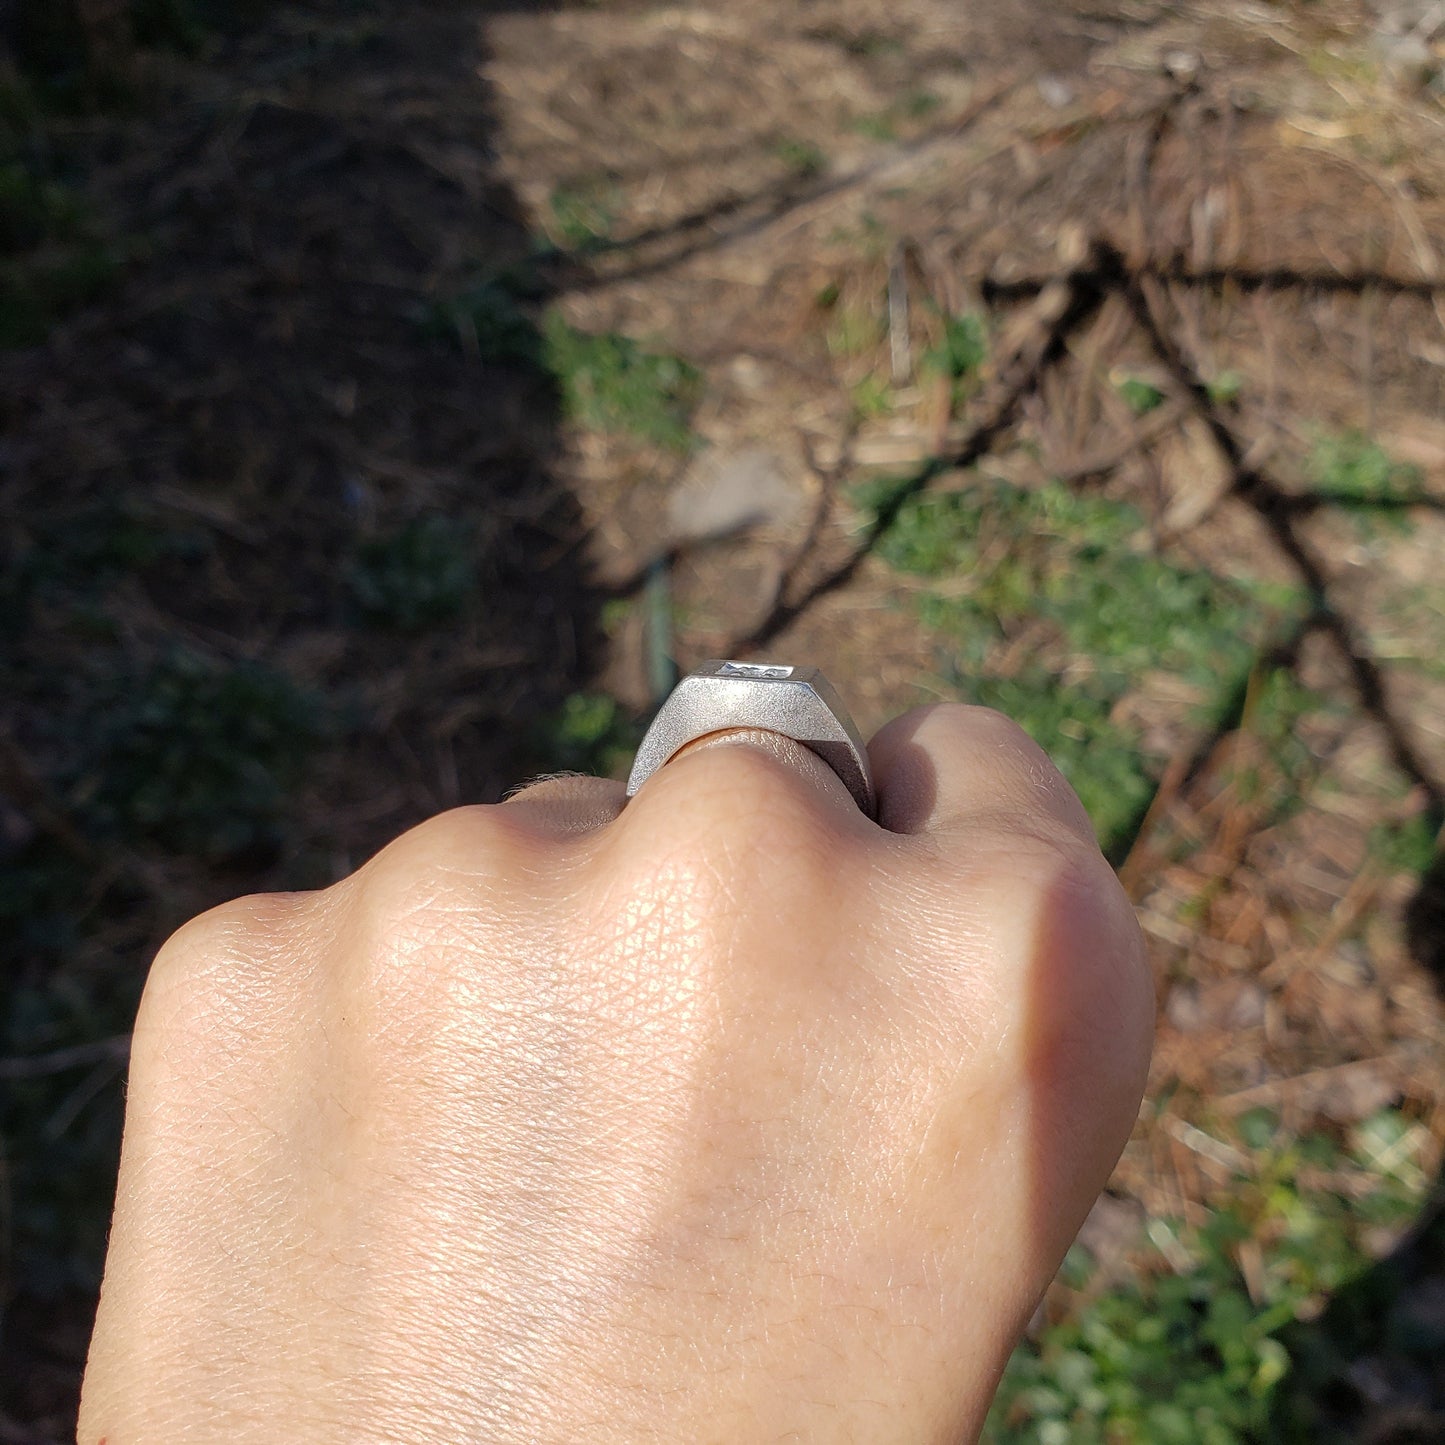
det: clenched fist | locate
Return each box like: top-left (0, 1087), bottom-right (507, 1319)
top-left (80, 704), bottom-right (1153, 1444)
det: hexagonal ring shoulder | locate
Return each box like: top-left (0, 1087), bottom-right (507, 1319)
top-left (625, 660), bottom-right (876, 818)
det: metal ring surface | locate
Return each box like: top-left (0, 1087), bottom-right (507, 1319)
top-left (625, 660), bottom-right (876, 818)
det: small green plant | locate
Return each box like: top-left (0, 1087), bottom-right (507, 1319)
top-left (858, 476), bottom-right (1309, 855)
top-left (825, 211), bottom-right (890, 261)
top-left (0, 244), bottom-right (120, 346)
top-left (601, 596), bottom-right (635, 635)
top-left (773, 137), bottom-right (827, 179)
top-left (1235, 667), bottom-right (1337, 806)
top-left (0, 162), bottom-right (86, 253)
top-left (1306, 432), bottom-right (1423, 507)
top-left (850, 112), bottom-right (897, 142)
top-left (921, 312), bottom-right (988, 396)
top-left (538, 692), bottom-right (641, 777)
top-left (1368, 812), bottom-right (1438, 875)
top-left (0, 161), bottom-right (121, 347)
top-left (1206, 369), bottom-right (1245, 405)
top-left (866, 477), bottom-right (1302, 686)
top-left (901, 89), bottom-right (942, 118)
top-left (826, 301), bottom-right (883, 360)
top-left (7, 498), bottom-right (211, 611)
top-left (422, 280), bottom-right (539, 364)
top-left (548, 180), bottom-right (618, 250)
top-left (851, 372), bottom-right (893, 420)
top-left (349, 514), bottom-right (476, 631)
top-left (80, 649), bottom-right (321, 861)
top-left (986, 1109), bottom-right (1435, 1445)
top-left (1115, 373), bottom-right (1167, 415)
top-left (542, 315), bottom-right (701, 450)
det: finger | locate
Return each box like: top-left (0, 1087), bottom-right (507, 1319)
top-left (628, 726), bottom-right (864, 827)
top-left (867, 702), bottom-right (1097, 843)
top-left (502, 772), bottom-right (627, 836)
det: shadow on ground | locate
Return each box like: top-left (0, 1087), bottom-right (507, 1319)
top-left (1, 2), bottom-right (599, 1433)
top-left (1264, 843), bottom-right (1445, 1444)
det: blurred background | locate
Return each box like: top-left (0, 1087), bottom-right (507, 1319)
top-left (2, 0), bottom-right (1444, 1439)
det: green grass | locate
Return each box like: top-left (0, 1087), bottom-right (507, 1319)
top-left (1206, 370), bottom-right (1245, 405)
top-left (422, 279), bottom-right (540, 364)
top-left (1368, 812), bottom-right (1439, 875)
top-left (0, 640), bottom-right (322, 1296)
top-left (849, 88), bottom-right (942, 143)
top-left (1115, 374), bottom-right (1166, 416)
top-left (0, 160), bottom-right (122, 346)
top-left (773, 137), bottom-right (827, 180)
top-left (5, 498), bottom-right (212, 614)
top-left (838, 29), bottom-right (904, 59)
top-left (851, 372), bottom-right (893, 420)
top-left (849, 113), bottom-right (898, 143)
top-left (858, 476), bottom-right (1309, 855)
top-left (548, 180), bottom-right (619, 250)
top-left (921, 311), bottom-right (988, 385)
top-left (826, 301), bottom-right (883, 360)
top-left (1305, 432), bottom-right (1426, 543)
top-left (420, 291), bottom-right (703, 450)
top-left (985, 1108), bottom-right (1436, 1445)
top-left (349, 514), bottom-right (477, 631)
top-left (538, 692), bottom-right (642, 778)
top-left (965, 672), bottom-right (1158, 849)
top-left (542, 314), bottom-right (701, 450)
top-left (1306, 431), bottom-right (1424, 508)
top-left (0, 161), bottom-right (89, 253)
top-left (80, 649), bottom-right (323, 862)
top-left (901, 89), bottom-right (943, 119)
top-left (0, 243), bottom-right (121, 346)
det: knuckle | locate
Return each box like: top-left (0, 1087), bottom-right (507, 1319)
top-left (945, 705), bottom-right (1095, 839)
top-left (334, 806), bottom-right (545, 1025)
top-left (150, 892), bottom-right (299, 985)
top-left (628, 743), bottom-right (846, 880)
top-left (137, 893), bottom-right (306, 1056)
top-left (926, 701), bottom-right (1040, 756)
top-left (352, 805), bottom-right (534, 922)
top-left (963, 704), bottom-right (1064, 781)
top-left (594, 745), bottom-right (857, 976)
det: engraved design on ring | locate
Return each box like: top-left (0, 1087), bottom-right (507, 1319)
top-left (625, 660), bottom-right (876, 818)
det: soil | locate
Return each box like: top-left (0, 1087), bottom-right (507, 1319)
top-left (3, 0), bottom-right (1445, 1437)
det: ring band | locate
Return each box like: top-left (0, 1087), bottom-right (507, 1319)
top-left (625, 660), bottom-right (876, 818)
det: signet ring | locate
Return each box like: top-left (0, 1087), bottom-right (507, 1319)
top-left (625, 660), bottom-right (876, 819)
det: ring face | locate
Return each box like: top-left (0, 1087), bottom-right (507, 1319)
top-left (626, 660), bottom-right (876, 817)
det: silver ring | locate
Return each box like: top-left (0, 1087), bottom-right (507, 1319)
top-left (625, 660), bottom-right (876, 818)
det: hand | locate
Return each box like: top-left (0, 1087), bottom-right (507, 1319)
top-left (79, 704), bottom-right (1153, 1444)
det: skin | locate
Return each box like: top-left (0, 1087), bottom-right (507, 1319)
top-left (79, 703), bottom-right (1154, 1444)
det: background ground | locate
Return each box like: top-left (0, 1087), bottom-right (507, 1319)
top-left (3, 1), bottom-right (1444, 1440)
